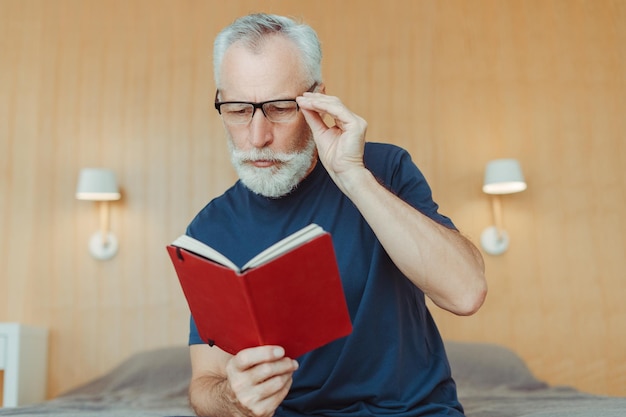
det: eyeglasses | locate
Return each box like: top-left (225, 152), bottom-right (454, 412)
top-left (214, 83), bottom-right (317, 125)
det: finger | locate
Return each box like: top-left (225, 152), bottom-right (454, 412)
top-left (230, 360), bottom-right (296, 416)
top-left (298, 94), bottom-right (360, 131)
top-left (231, 345), bottom-right (286, 372)
top-left (238, 375), bottom-right (293, 417)
top-left (300, 107), bottom-right (330, 136)
top-left (246, 357), bottom-right (299, 385)
top-left (255, 373), bottom-right (294, 407)
top-left (256, 369), bottom-right (294, 398)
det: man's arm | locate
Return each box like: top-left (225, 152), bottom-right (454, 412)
top-left (332, 167), bottom-right (486, 315)
top-left (297, 92), bottom-right (487, 316)
top-left (189, 344), bottom-right (298, 417)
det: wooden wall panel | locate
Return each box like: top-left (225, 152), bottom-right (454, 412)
top-left (1, 0), bottom-right (625, 398)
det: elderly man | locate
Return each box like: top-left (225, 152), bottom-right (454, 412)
top-left (185, 13), bottom-right (486, 417)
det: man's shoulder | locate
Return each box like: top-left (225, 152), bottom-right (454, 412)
top-left (187, 182), bottom-right (244, 229)
top-left (364, 141), bottom-right (407, 154)
top-left (364, 142), bottom-right (414, 172)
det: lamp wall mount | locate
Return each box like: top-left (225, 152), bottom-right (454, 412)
top-left (76, 168), bottom-right (121, 261)
top-left (480, 159), bottom-right (526, 256)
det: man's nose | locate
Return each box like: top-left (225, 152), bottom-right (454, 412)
top-left (248, 108), bottom-right (273, 148)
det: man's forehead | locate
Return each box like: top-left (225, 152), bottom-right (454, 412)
top-left (222, 36), bottom-right (301, 68)
top-left (219, 38), bottom-right (308, 99)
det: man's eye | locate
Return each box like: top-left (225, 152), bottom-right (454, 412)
top-left (268, 103), bottom-right (296, 113)
top-left (224, 105), bottom-right (251, 114)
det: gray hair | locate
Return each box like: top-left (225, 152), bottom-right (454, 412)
top-left (213, 13), bottom-right (322, 88)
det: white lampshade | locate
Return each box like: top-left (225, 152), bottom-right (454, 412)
top-left (482, 159), bottom-right (527, 195)
top-left (76, 168), bottom-right (121, 201)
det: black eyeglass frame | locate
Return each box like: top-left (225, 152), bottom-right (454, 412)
top-left (214, 82), bottom-right (318, 123)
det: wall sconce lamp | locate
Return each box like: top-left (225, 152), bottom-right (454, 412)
top-left (480, 159), bottom-right (527, 255)
top-left (76, 168), bottom-right (121, 260)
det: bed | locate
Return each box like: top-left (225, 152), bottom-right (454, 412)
top-left (1, 341), bottom-right (624, 417)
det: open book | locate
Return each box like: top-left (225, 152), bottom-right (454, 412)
top-left (167, 224), bottom-right (352, 358)
top-left (171, 223), bottom-right (324, 272)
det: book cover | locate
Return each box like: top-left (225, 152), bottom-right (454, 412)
top-left (167, 226), bottom-right (352, 358)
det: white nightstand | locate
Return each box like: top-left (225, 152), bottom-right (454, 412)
top-left (0, 323), bottom-right (48, 408)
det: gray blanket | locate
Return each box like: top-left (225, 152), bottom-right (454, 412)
top-left (1, 342), bottom-right (624, 416)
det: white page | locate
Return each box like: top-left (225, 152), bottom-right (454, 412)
top-left (241, 224), bottom-right (324, 270)
top-left (171, 235), bottom-right (240, 271)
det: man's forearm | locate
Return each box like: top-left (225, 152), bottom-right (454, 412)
top-left (189, 374), bottom-right (247, 417)
top-left (338, 167), bottom-right (487, 316)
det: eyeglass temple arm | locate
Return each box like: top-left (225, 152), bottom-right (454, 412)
top-left (214, 90), bottom-right (221, 111)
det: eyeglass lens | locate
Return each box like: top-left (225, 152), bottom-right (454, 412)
top-left (220, 101), bottom-right (299, 124)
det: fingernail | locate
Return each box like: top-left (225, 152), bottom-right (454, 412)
top-left (273, 347), bottom-right (285, 358)
top-left (292, 360), bottom-right (299, 369)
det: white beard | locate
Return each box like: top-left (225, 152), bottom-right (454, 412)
top-left (228, 138), bottom-right (317, 198)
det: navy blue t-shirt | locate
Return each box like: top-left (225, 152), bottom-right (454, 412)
top-left (186, 142), bottom-right (464, 417)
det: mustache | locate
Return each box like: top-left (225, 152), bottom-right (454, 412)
top-left (230, 147), bottom-right (299, 163)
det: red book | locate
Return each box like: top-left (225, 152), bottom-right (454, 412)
top-left (166, 224), bottom-right (352, 358)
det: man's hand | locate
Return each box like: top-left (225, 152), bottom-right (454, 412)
top-left (296, 92), bottom-right (368, 191)
top-left (225, 346), bottom-right (298, 417)
top-left (189, 344), bottom-right (298, 417)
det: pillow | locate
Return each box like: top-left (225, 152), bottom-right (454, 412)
top-left (62, 342), bottom-right (542, 399)
top-left (445, 341), bottom-right (547, 390)
top-left (62, 346), bottom-right (192, 397)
